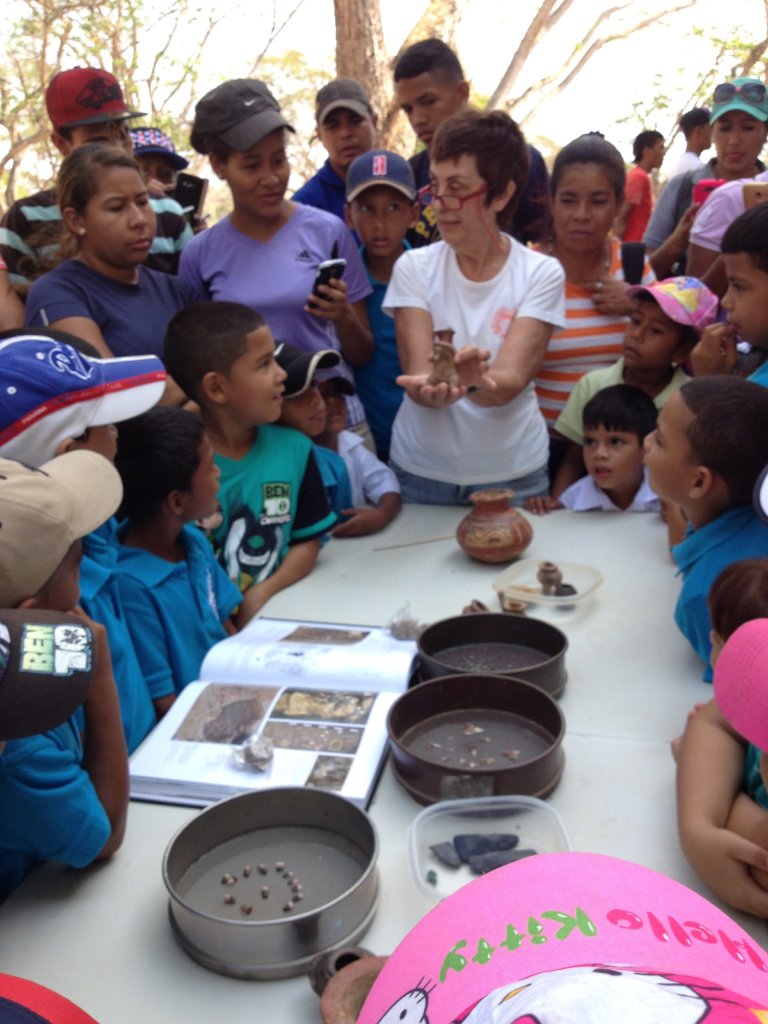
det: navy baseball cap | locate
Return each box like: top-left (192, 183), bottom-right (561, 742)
top-left (0, 333), bottom-right (166, 466)
top-left (346, 150), bottom-right (416, 202)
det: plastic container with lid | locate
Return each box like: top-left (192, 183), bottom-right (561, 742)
top-left (408, 794), bottom-right (572, 901)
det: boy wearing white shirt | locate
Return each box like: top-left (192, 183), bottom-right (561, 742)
top-left (535, 385), bottom-right (659, 514)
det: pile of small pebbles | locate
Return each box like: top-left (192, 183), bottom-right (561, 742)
top-left (219, 860), bottom-right (305, 915)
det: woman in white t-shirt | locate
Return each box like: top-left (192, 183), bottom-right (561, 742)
top-left (383, 109), bottom-right (565, 505)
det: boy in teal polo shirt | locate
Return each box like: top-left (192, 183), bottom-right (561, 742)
top-left (164, 301), bottom-right (336, 622)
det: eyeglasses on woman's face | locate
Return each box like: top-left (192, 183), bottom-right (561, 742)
top-left (417, 183), bottom-right (489, 211)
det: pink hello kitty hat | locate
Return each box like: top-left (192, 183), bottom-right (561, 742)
top-left (358, 852), bottom-right (768, 1024)
top-left (714, 617), bottom-right (768, 751)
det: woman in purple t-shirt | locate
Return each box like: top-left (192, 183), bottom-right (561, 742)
top-left (179, 79), bottom-right (373, 424)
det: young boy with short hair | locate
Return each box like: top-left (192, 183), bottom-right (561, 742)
top-left (693, 203), bottom-right (768, 384)
top-left (113, 407), bottom-right (242, 694)
top-left (130, 126), bottom-right (188, 191)
top-left (345, 150), bottom-right (418, 460)
top-left (316, 377), bottom-right (401, 537)
top-left (540, 276), bottom-right (717, 507)
top-left (526, 385), bottom-right (658, 514)
top-left (164, 301), bottom-right (336, 620)
top-left (643, 376), bottom-right (768, 679)
top-left (0, 329), bottom-right (169, 750)
top-left (293, 79), bottom-right (377, 224)
top-left (0, 451), bottom-right (128, 901)
top-left (275, 342), bottom-right (353, 520)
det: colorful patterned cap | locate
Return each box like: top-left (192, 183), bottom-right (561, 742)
top-left (358, 853), bottom-right (768, 1024)
top-left (626, 276), bottom-right (719, 335)
top-left (0, 610), bottom-right (96, 740)
top-left (0, 333), bottom-right (166, 467)
top-left (130, 127), bottom-right (188, 170)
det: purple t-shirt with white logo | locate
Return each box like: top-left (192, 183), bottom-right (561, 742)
top-left (179, 205), bottom-right (371, 421)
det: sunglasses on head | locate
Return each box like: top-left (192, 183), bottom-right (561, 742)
top-left (713, 81), bottom-right (767, 105)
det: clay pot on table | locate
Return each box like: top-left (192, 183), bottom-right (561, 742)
top-left (456, 489), bottom-right (533, 564)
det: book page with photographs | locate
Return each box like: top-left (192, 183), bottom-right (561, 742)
top-left (199, 617), bottom-right (416, 694)
top-left (129, 680), bottom-right (400, 809)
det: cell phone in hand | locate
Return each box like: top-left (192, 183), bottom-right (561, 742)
top-left (311, 258), bottom-right (347, 300)
top-left (743, 181), bottom-right (768, 209)
top-left (691, 178), bottom-right (724, 207)
top-left (173, 172), bottom-right (208, 223)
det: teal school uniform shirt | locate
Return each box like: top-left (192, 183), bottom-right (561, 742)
top-left (0, 719), bottom-right (110, 901)
top-left (80, 520), bottom-right (159, 753)
top-left (211, 424), bottom-right (336, 592)
top-left (672, 506), bottom-right (768, 680)
top-left (115, 523), bottom-right (241, 696)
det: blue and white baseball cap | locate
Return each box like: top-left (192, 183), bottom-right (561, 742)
top-left (0, 332), bottom-right (166, 466)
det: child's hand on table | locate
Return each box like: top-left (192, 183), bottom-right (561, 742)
top-left (523, 495), bottom-right (564, 515)
top-left (332, 507), bottom-right (386, 538)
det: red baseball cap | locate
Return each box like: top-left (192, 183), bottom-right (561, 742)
top-left (46, 67), bottom-right (144, 131)
top-left (0, 974), bottom-right (99, 1023)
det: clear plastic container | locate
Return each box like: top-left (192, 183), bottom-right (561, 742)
top-left (493, 559), bottom-right (603, 613)
top-left (409, 794), bottom-right (572, 901)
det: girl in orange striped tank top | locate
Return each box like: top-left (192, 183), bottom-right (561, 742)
top-left (535, 134), bottom-right (655, 446)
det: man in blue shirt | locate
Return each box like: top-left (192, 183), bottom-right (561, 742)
top-left (293, 79), bottom-right (377, 225)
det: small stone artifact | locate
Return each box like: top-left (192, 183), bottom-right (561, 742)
top-left (232, 734), bottom-right (274, 772)
top-left (537, 561), bottom-right (563, 595)
top-left (453, 833), bottom-right (520, 862)
top-left (429, 841), bottom-right (462, 868)
top-left (456, 489), bottom-right (533, 564)
top-left (427, 328), bottom-right (460, 387)
top-left (468, 848), bottom-right (537, 874)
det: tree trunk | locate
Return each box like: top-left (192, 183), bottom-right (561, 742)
top-left (333, 0), bottom-right (389, 135)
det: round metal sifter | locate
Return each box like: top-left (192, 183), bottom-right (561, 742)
top-left (163, 787), bottom-right (379, 979)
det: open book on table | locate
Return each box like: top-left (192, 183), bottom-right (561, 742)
top-left (129, 617), bottom-right (417, 809)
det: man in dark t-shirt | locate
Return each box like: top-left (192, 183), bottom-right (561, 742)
top-left (393, 39), bottom-right (549, 247)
